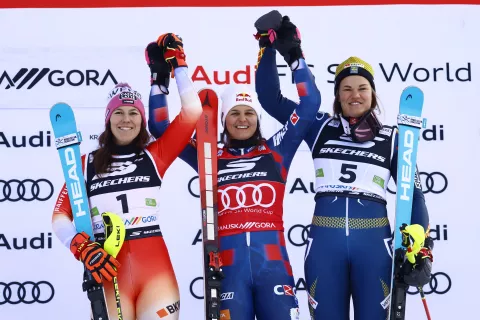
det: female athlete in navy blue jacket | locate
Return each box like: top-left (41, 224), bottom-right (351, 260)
top-left (146, 24), bottom-right (320, 320)
top-left (254, 11), bottom-right (433, 320)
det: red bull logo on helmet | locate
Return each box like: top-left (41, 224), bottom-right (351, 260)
top-left (235, 92), bottom-right (252, 103)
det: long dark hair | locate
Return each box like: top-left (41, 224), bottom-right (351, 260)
top-left (222, 126), bottom-right (265, 148)
top-left (93, 123), bottom-right (150, 174)
top-left (332, 91), bottom-right (380, 118)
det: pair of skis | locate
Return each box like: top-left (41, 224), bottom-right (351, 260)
top-left (388, 86), bottom-right (431, 320)
top-left (49, 87), bottom-right (224, 320)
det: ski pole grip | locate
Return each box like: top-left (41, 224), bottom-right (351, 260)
top-left (402, 224), bottom-right (426, 264)
top-left (102, 212), bottom-right (126, 258)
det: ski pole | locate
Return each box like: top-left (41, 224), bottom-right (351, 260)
top-left (418, 286), bottom-right (432, 320)
top-left (102, 212), bottom-right (126, 320)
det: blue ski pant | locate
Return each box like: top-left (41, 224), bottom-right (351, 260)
top-left (219, 230), bottom-right (299, 320)
top-left (304, 195), bottom-right (393, 320)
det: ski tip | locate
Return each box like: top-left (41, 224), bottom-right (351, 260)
top-left (49, 102), bottom-right (74, 125)
top-left (50, 102), bottom-right (72, 114)
top-left (51, 102), bottom-right (71, 109)
top-left (198, 88), bottom-right (219, 109)
top-left (400, 86), bottom-right (424, 104)
top-left (398, 86), bottom-right (425, 118)
top-left (401, 86), bottom-right (423, 97)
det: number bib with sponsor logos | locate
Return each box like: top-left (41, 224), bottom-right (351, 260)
top-left (217, 144), bottom-right (285, 236)
top-left (85, 149), bottom-right (163, 241)
top-left (312, 118), bottom-right (395, 201)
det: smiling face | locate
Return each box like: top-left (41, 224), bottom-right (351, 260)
top-left (109, 106), bottom-right (142, 145)
top-left (225, 105), bottom-right (258, 140)
top-left (338, 75), bottom-right (373, 118)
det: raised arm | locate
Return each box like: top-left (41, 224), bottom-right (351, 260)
top-left (145, 33), bottom-right (201, 175)
top-left (266, 58), bottom-right (320, 171)
top-left (145, 40), bottom-right (199, 172)
top-left (255, 47), bottom-right (299, 124)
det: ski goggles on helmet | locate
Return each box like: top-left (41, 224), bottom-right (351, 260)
top-left (349, 110), bottom-right (382, 143)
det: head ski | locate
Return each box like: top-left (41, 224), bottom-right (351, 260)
top-left (388, 87), bottom-right (425, 320)
top-left (49, 103), bottom-right (111, 320)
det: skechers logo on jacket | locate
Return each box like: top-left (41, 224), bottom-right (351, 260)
top-left (218, 172), bottom-right (267, 182)
top-left (218, 156), bottom-right (263, 175)
top-left (90, 176), bottom-right (151, 191)
top-left (218, 156), bottom-right (267, 182)
top-left (319, 147), bottom-right (386, 163)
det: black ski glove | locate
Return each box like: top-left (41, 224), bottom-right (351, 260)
top-left (254, 12), bottom-right (304, 69)
top-left (145, 42), bottom-right (170, 94)
top-left (254, 10), bottom-right (283, 48)
top-left (157, 33), bottom-right (187, 70)
top-left (402, 236), bottom-right (434, 287)
top-left (273, 16), bottom-right (304, 69)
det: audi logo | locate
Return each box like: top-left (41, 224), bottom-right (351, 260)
top-left (0, 179), bottom-right (54, 202)
top-left (0, 281), bottom-right (55, 304)
top-left (219, 183), bottom-right (276, 213)
top-left (387, 172), bottom-right (447, 194)
top-left (287, 224), bottom-right (311, 247)
top-left (407, 272), bottom-right (451, 295)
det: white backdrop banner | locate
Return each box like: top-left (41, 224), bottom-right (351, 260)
top-left (0, 3), bottom-right (479, 320)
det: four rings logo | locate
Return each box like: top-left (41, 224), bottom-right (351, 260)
top-left (0, 281), bottom-right (54, 304)
top-left (288, 224), bottom-right (311, 247)
top-left (0, 179), bottom-right (54, 202)
top-left (0, 68), bottom-right (117, 89)
top-left (387, 172), bottom-right (447, 194)
top-left (219, 183), bottom-right (276, 213)
top-left (407, 272), bottom-right (451, 295)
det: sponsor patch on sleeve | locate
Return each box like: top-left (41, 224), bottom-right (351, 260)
top-left (290, 110), bottom-right (299, 125)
